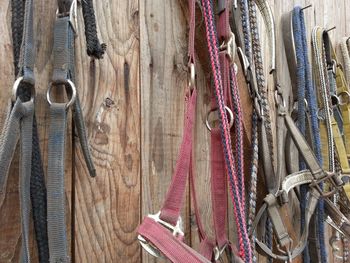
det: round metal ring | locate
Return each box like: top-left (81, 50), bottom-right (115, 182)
top-left (338, 91), bottom-right (350, 105)
top-left (47, 79), bottom-right (77, 109)
top-left (12, 76), bottom-right (35, 103)
top-left (331, 94), bottom-right (340, 107)
top-left (205, 105), bottom-right (234, 132)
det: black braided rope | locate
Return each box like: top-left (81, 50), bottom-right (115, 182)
top-left (31, 116), bottom-right (49, 263)
top-left (11, 0), bottom-right (24, 76)
top-left (11, 0), bottom-right (49, 262)
top-left (81, 0), bottom-right (106, 59)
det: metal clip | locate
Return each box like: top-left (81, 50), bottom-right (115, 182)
top-left (138, 212), bottom-right (184, 258)
top-left (219, 32), bottom-right (236, 64)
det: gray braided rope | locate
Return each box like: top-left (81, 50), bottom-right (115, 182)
top-left (248, 0), bottom-right (274, 162)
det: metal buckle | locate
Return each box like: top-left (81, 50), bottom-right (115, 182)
top-left (214, 243), bottom-right (228, 261)
top-left (327, 216), bottom-right (346, 237)
top-left (219, 32), bottom-right (236, 64)
top-left (138, 211), bottom-right (184, 258)
top-left (274, 85), bottom-right (286, 111)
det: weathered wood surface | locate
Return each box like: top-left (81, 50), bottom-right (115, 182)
top-left (1, 0), bottom-right (350, 262)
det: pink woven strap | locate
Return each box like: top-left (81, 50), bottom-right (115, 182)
top-left (211, 129), bottom-right (228, 248)
top-left (217, 0), bottom-right (230, 41)
top-left (159, 89), bottom-right (197, 226)
top-left (199, 236), bottom-right (216, 260)
top-left (138, 217), bottom-right (211, 263)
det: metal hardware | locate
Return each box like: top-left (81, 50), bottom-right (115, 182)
top-left (47, 79), bottom-right (77, 109)
top-left (214, 243), bottom-right (228, 261)
top-left (12, 77), bottom-right (35, 103)
top-left (188, 63), bottom-right (195, 91)
top-left (219, 32), bottom-right (236, 64)
top-left (338, 91), bottom-right (350, 105)
top-left (138, 212), bottom-right (184, 258)
top-left (326, 26), bottom-right (336, 33)
top-left (206, 106), bottom-right (234, 131)
top-left (301, 4), bottom-right (312, 11)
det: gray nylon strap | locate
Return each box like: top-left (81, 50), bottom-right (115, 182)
top-left (47, 103), bottom-right (69, 263)
top-left (53, 16), bottom-right (95, 177)
top-left (19, 100), bottom-right (34, 263)
top-left (52, 17), bottom-right (72, 83)
top-left (0, 101), bottom-right (20, 193)
top-left (0, 99), bottom-right (34, 263)
top-left (18, 0), bottom-right (35, 84)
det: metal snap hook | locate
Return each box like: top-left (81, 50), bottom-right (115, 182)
top-left (47, 79), bottom-right (77, 109)
top-left (205, 106), bottom-right (234, 132)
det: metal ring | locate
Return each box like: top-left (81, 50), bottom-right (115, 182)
top-left (47, 79), bottom-right (77, 109)
top-left (205, 106), bottom-right (234, 132)
top-left (12, 76), bottom-right (35, 103)
top-left (338, 91), bottom-right (350, 105)
top-left (331, 94), bottom-right (340, 107)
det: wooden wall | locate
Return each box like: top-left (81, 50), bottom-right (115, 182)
top-left (0, 0), bottom-right (350, 262)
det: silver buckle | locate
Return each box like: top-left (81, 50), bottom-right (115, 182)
top-left (214, 243), bottom-right (228, 261)
top-left (138, 211), bottom-right (184, 258)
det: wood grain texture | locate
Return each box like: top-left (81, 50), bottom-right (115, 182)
top-left (1, 0), bottom-right (350, 262)
top-left (72, 0), bottom-right (140, 262)
top-left (140, 0), bottom-right (192, 262)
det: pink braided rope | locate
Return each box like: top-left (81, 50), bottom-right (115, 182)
top-left (201, 0), bottom-right (252, 261)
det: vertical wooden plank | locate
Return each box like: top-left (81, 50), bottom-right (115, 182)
top-left (140, 0), bottom-right (193, 262)
top-left (72, 0), bottom-right (141, 262)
